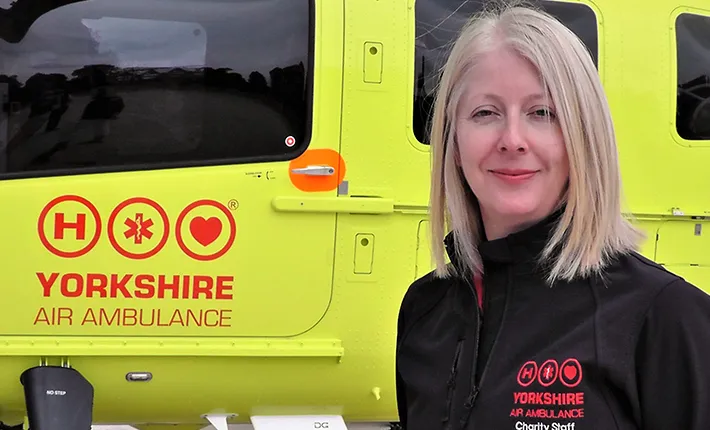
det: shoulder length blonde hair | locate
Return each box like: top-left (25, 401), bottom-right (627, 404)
top-left (428, 1), bottom-right (644, 284)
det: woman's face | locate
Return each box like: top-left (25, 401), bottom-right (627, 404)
top-left (455, 45), bottom-right (570, 240)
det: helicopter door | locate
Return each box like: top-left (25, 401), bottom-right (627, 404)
top-left (0, 0), bottom-right (344, 339)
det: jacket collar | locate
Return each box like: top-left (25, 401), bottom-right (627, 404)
top-left (444, 207), bottom-right (565, 270)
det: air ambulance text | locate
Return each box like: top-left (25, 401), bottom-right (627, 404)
top-left (33, 306), bottom-right (232, 327)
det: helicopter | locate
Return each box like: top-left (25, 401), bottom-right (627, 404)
top-left (0, 0), bottom-right (708, 428)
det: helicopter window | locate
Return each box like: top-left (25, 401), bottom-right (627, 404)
top-left (413, 0), bottom-right (599, 145)
top-left (675, 12), bottom-right (710, 141)
top-left (0, 0), bottom-right (313, 178)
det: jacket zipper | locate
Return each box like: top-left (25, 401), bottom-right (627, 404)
top-left (443, 338), bottom-right (464, 427)
top-left (454, 273), bottom-right (483, 429)
top-left (459, 266), bottom-right (512, 428)
top-left (459, 308), bottom-right (482, 429)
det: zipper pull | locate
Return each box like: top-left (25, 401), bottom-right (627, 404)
top-left (442, 340), bottom-right (463, 424)
top-left (459, 386), bottom-right (480, 428)
top-left (464, 386), bottom-right (479, 408)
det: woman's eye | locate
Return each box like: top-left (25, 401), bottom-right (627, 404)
top-left (532, 108), bottom-right (556, 119)
top-left (473, 109), bottom-right (494, 118)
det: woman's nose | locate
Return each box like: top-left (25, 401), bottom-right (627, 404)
top-left (497, 116), bottom-right (528, 153)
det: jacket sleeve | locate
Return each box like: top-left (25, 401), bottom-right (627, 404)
top-left (395, 289), bottom-right (409, 429)
top-left (635, 277), bottom-right (710, 429)
top-left (395, 366), bottom-right (408, 429)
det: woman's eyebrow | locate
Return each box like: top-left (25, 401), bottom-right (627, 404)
top-left (467, 92), bottom-right (548, 104)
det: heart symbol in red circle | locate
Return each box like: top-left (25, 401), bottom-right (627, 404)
top-left (189, 216), bottom-right (222, 246)
top-left (563, 364), bottom-right (578, 380)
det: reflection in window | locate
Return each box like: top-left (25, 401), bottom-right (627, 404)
top-left (413, 0), bottom-right (598, 144)
top-left (676, 13), bottom-right (710, 141)
top-left (0, 0), bottom-right (312, 177)
top-left (81, 17), bottom-right (208, 69)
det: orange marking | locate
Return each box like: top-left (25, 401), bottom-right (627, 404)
top-left (288, 149), bottom-right (346, 192)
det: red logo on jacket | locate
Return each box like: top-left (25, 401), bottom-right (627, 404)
top-left (517, 358), bottom-right (582, 388)
top-left (510, 358), bottom-right (586, 421)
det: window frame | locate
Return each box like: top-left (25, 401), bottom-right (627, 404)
top-left (671, 7), bottom-right (710, 148)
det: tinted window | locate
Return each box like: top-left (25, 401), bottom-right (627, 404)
top-left (676, 13), bottom-right (710, 140)
top-left (413, 0), bottom-right (598, 144)
top-left (0, 0), bottom-right (313, 177)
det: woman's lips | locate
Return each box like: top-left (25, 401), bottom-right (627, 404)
top-left (489, 169), bottom-right (538, 183)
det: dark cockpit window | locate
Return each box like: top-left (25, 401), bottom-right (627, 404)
top-left (0, 0), bottom-right (313, 177)
top-left (675, 12), bottom-right (710, 141)
top-left (412, 0), bottom-right (598, 145)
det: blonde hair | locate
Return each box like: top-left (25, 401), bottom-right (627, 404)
top-left (428, 0), bottom-right (645, 284)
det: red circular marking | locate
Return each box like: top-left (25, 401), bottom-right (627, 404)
top-left (37, 195), bottom-right (101, 258)
top-left (175, 199), bottom-right (236, 261)
top-left (560, 358), bottom-right (583, 388)
top-left (285, 136), bottom-right (295, 147)
top-left (516, 360), bottom-right (538, 387)
top-left (537, 359), bottom-right (559, 387)
top-left (107, 197), bottom-right (169, 260)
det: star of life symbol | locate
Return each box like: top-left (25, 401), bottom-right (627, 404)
top-left (543, 365), bottom-right (553, 380)
top-left (124, 213), bottom-right (154, 244)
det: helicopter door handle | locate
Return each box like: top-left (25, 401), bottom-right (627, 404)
top-left (290, 165), bottom-right (335, 176)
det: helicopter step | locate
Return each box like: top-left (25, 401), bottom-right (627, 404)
top-left (19, 364), bottom-right (94, 430)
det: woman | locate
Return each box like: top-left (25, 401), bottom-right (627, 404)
top-left (395, 3), bottom-right (710, 430)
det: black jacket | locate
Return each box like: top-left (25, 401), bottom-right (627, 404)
top-left (395, 212), bottom-right (710, 430)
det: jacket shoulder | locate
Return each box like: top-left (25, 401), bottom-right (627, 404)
top-left (627, 249), bottom-right (710, 325)
top-left (396, 267), bottom-right (456, 342)
top-left (623, 250), bottom-right (710, 328)
top-left (605, 251), bottom-right (684, 292)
